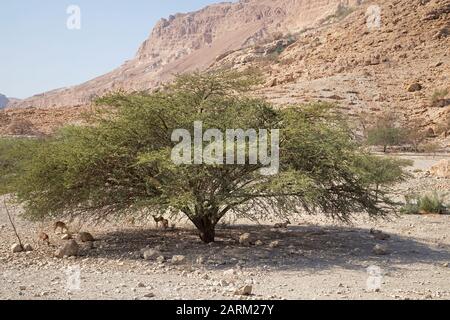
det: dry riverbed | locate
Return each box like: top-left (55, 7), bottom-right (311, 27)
top-left (0, 155), bottom-right (449, 300)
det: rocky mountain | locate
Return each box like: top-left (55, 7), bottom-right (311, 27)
top-left (2, 0), bottom-right (449, 141)
top-left (9, 0), bottom-right (360, 109)
top-left (0, 94), bottom-right (8, 109)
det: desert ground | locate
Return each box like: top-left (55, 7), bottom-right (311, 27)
top-left (0, 154), bottom-right (449, 301)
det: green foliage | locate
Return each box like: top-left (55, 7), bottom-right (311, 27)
top-left (401, 193), bottom-right (448, 215)
top-left (4, 70), bottom-right (409, 242)
top-left (431, 88), bottom-right (449, 104)
top-left (366, 112), bottom-right (406, 152)
top-left (353, 156), bottom-right (412, 199)
top-left (0, 138), bottom-right (41, 195)
top-left (322, 5), bottom-right (355, 24)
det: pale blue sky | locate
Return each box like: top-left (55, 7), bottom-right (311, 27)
top-left (0, 0), bottom-right (224, 99)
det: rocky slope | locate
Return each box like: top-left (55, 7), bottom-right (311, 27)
top-left (1, 0), bottom-right (449, 140)
top-left (9, 0), bottom-right (357, 110)
top-left (212, 0), bottom-right (450, 139)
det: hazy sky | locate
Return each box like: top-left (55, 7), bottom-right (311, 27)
top-left (0, 0), bottom-right (223, 99)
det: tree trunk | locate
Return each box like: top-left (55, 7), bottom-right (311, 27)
top-left (192, 214), bottom-right (217, 243)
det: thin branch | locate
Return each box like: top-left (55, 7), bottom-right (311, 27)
top-left (3, 198), bottom-right (23, 248)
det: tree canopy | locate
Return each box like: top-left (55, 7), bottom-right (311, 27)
top-left (1, 70), bottom-right (410, 242)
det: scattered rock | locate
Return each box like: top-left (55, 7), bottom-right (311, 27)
top-left (78, 232), bottom-right (95, 242)
top-left (269, 241), bottom-right (280, 248)
top-left (11, 244), bottom-right (23, 254)
top-left (239, 233), bottom-right (252, 246)
top-left (137, 282), bottom-right (146, 288)
top-left (443, 263), bottom-right (449, 268)
top-left (223, 269), bottom-right (237, 278)
top-left (373, 244), bottom-right (390, 256)
top-left (234, 285), bottom-right (253, 296)
top-left (407, 83), bottom-right (422, 92)
top-left (143, 292), bottom-right (155, 298)
top-left (370, 229), bottom-right (391, 240)
top-left (23, 244), bottom-right (33, 252)
top-left (201, 274), bottom-right (210, 280)
top-left (156, 256), bottom-right (165, 264)
top-left (219, 280), bottom-right (229, 287)
top-left (171, 255), bottom-right (186, 265)
top-left (142, 249), bottom-right (161, 261)
top-left (61, 234), bottom-right (72, 240)
top-left (255, 240), bottom-right (264, 246)
top-left (55, 240), bottom-right (79, 258)
top-left (196, 256), bottom-right (205, 265)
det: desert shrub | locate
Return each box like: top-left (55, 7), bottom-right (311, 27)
top-left (401, 193), bottom-right (448, 215)
top-left (366, 112), bottom-right (407, 152)
top-left (322, 5), bottom-right (355, 24)
top-left (421, 141), bottom-right (441, 155)
top-left (4, 70), bottom-right (409, 243)
top-left (431, 88), bottom-right (449, 104)
top-left (0, 138), bottom-right (41, 194)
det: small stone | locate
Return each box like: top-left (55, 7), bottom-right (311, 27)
top-left (239, 233), bottom-right (252, 246)
top-left (23, 244), bottom-right (33, 252)
top-left (171, 255), bottom-right (186, 265)
top-left (373, 244), bottom-right (390, 256)
top-left (255, 240), bottom-right (264, 246)
top-left (201, 274), bottom-right (210, 280)
top-left (196, 256), bottom-right (205, 265)
top-left (142, 249), bottom-right (161, 261)
top-left (11, 244), bottom-right (23, 254)
top-left (156, 256), bottom-right (165, 263)
top-left (219, 280), bottom-right (229, 287)
top-left (269, 241), bottom-right (280, 248)
top-left (443, 263), bottom-right (449, 268)
top-left (61, 234), bottom-right (72, 240)
top-left (143, 292), bottom-right (155, 298)
top-left (137, 282), bottom-right (146, 288)
top-left (223, 269), bottom-right (237, 278)
top-left (407, 83), bottom-right (422, 92)
top-left (234, 285), bottom-right (253, 296)
top-left (78, 232), bottom-right (95, 242)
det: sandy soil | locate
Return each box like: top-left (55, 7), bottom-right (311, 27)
top-left (0, 155), bottom-right (449, 301)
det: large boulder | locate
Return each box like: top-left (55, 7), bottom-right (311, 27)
top-left (55, 240), bottom-right (79, 258)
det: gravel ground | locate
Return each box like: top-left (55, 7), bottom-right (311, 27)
top-left (0, 155), bottom-right (449, 300)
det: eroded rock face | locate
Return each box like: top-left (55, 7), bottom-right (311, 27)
top-left (4, 0), bottom-right (450, 139)
top-left (9, 0), bottom-right (353, 110)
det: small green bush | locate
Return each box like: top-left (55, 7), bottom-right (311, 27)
top-left (431, 88), bottom-right (449, 105)
top-left (401, 193), bottom-right (448, 215)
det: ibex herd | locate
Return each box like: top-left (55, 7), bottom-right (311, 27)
top-left (38, 221), bottom-right (69, 246)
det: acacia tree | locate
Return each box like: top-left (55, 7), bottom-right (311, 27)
top-left (4, 70), bottom-right (409, 243)
top-left (366, 112), bottom-right (406, 153)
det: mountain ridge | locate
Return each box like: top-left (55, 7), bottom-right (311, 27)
top-left (9, 0), bottom-right (358, 109)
